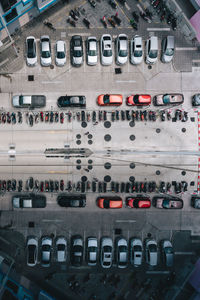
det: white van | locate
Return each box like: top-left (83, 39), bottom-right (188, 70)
top-left (146, 36), bottom-right (158, 64)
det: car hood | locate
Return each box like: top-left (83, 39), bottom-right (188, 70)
top-left (88, 55), bottom-right (97, 65)
top-left (41, 56), bottom-right (51, 66)
top-left (12, 197), bottom-right (20, 208)
top-left (117, 56), bottom-right (127, 65)
top-left (27, 57), bottom-right (37, 66)
top-left (56, 57), bottom-right (66, 66)
top-left (132, 55), bottom-right (143, 64)
top-left (73, 56), bottom-right (83, 65)
top-left (102, 56), bottom-right (112, 65)
top-left (163, 54), bottom-right (173, 63)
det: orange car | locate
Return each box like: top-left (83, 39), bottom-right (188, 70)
top-left (97, 197), bottom-right (123, 209)
top-left (97, 94), bottom-right (123, 106)
top-left (126, 94), bottom-right (151, 106)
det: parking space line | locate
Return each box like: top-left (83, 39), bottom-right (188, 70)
top-left (146, 271), bottom-right (170, 274)
top-left (116, 220), bottom-right (136, 223)
top-left (175, 251), bottom-right (195, 255)
top-left (147, 28), bottom-right (170, 31)
top-left (176, 47), bottom-right (198, 51)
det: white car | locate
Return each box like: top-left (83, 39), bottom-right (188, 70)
top-left (27, 236), bottom-right (38, 267)
top-left (56, 237), bottom-right (67, 262)
top-left (115, 34), bottom-right (128, 65)
top-left (40, 35), bottom-right (51, 66)
top-left (41, 237), bottom-right (52, 267)
top-left (116, 238), bottom-right (128, 268)
top-left (162, 240), bottom-right (174, 267)
top-left (87, 237), bottom-right (98, 266)
top-left (130, 238), bottom-right (143, 267)
top-left (100, 34), bottom-right (113, 66)
top-left (87, 37), bottom-right (98, 66)
top-left (146, 36), bottom-right (158, 64)
top-left (100, 237), bottom-right (113, 268)
top-left (145, 239), bottom-right (158, 266)
top-left (130, 35), bottom-right (143, 65)
top-left (55, 40), bottom-right (66, 66)
top-left (26, 36), bottom-right (37, 66)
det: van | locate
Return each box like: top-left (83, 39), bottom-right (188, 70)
top-left (146, 36), bottom-right (158, 64)
top-left (161, 36), bottom-right (175, 63)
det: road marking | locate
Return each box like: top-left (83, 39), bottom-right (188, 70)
top-left (147, 28), bottom-right (170, 31)
top-left (68, 33), bottom-right (91, 36)
top-left (174, 251), bottom-right (195, 255)
top-left (125, 2), bottom-right (130, 10)
top-left (42, 219), bottom-right (63, 222)
top-left (176, 47), bottom-right (198, 51)
top-left (116, 80), bottom-right (136, 83)
top-left (192, 59), bottom-right (200, 62)
top-left (0, 236), bottom-right (10, 245)
top-left (41, 81), bottom-right (62, 84)
top-left (146, 271), bottom-right (170, 274)
top-left (116, 220), bottom-right (136, 223)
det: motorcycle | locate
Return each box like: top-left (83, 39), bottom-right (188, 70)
top-left (60, 112), bottom-right (64, 123)
top-left (67, 16), bottom-right (76, 27)
top-left (7, 180), bottom-right (11, 191)
top-left (108, 17), bottom-right (116, 28)
top-left (18, 180), bottom-right (23, 192)
top-left (17, 111), bottom-right (23, 123)
top-left (116, 110), bottom-right (119, 121)
top-left (40, 181), bottom-right (44, 192)
top-left (45, 112), bottom-right (49, 122)
top-left (70, 9), bottom-right (78, 21)
top-left (160, 110), bottom-right (165, 121)
top-left (50, 111), bottom-right (54, 123)
top-left (81, 111), bottom-right (86, 122)
top-left (182, 111), bottom-right (188, 122)
top-left (29, 113), bottom-right (34, 127)
top-left (103, 111), bottom-right (107, 121)
top-left (40, 111), bottom-right (44, 122)
top-left (182, 181), bottom-right (188, 192)
top-left (11, 179), bottom-right (16, 191)
top-left (92, 181), bottom-right (96, 192)
top-left (55, 180), bottom-right (59, 192)
top-left (101, 16), bottom-right (107, 28)
top-left (81, 182), bottom-right (86, 193)
top-left (159, 181), bottom-right (166, 193)
top-left (92, 111), bottom-right (96, 122)
top-left (132, 11), bottom-right (139, 22)
top-left (131, 110), bottom-right (136, 121)
top-left (120, 182), bottom-right (125, 193)
top-left (50, 180), bottom-right (54, 192)
top-left (98, 110), bottom-right (103, 121)
top-left (140, 111), bottom-right (144, 121)
top-left (76, 112), bottom-right (81, 121)
top-left (34, 112), bottom-right (39, 124)
top-left (60, 179), bottom-right (64, 191)
top-left (143, 110), bottom-right (148, 121)
top-left (35, 180), bottom-right (39, 191)
top-left (112, 13), bottom-right (121, 25)
top-left (28, 177), bottom-right (34, 190)
top-left (7, 112), bottom-right (11, 124)
top-left (121, 110), bottom-right (125, 121)
top-left (103, 182), bottom-right (107, 193)
top-left (130, 19), bottom-right (138, 30)
top-left (83, 17), bottom-right (90, 29)
top-left (55, 112), bottom-right (59, 123)
top-left (140, 12), bottom-right (151, 23)
top-left (166, 182), bottom-right (171, 192)
top-left (11, 112), bottom-right (16, 124)
top-left (44, 20), bottom-right (56, 31)
top-left (167, 111), bottom-right (171, 120)
top-left (67, 181), bottom-right (72, 192)
top-left (2, 112), bottom-right (6, 123)
top-left (136, 111), bottom-right (139, 121)
top-left (172, 17), bottom-right (177, 30)
top-left (68, 111), bottom-right (72, 122)
top-left (126, 110), bottom-right (131, 121)
top-left (109, 0), bottom-right (117, 9)
top-left (87, 112), bottom-right (91, 122)
top-left (45, 180), bottom-right (49, 192)
top-left (111, 111), bottom-right (115, 122)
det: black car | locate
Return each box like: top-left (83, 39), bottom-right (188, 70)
top-left (71, 236), bottom-right (83, 267)
top-left (57, 194), bottom-right (86, 207)
top-left (192, 94), bottom-right (200, 106)
top-left (57, 96), bottom-right (86, 108)
top-left (70, 35), bottom-right (83, 66)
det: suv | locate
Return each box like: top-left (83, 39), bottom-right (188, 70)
top-left (40, 35), bottom-right (51, 66)
top-left (116, 238), bottom-right (128, 268)
top-left (115, 34), bottom-right (128, 65)
top-left (146, 36), bottom-right (158, 64)
top-left (57, 194), bottom-right (86, 207)
top-left (26, 36), bottom-right (37, 66)
top-left (100, 34), bottom-right (113, 66)
top-left (70, 35), bottom-right (83, 67)
top-left (100, 237), bottom-right (113, 268)
top-left (57, 96), bottom-right (86, 108)
top-left (145, 239), bottom-right (158, 266)
top-left (161, 36), bottom-right (174, 63)
top-left (130, 35), bottom-right (143, 65)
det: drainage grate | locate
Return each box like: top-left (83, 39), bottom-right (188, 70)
top-left (115, 68), bottom-right (122, 74)
top-left (28, 75), bottom-right (34, 81)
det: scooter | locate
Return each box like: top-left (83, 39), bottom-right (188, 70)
top-left (87, 112), bottom-right (91, 122)
top-left (67, 16), bottom-right (76, 27)
top-left (50, 180), bottom-right (54, 192)
top-left (50, 111), bottom-right (54, 123)
top-left (92, 111), bottom-right (96, 122)
top-left (83, 17), bottom-right (90, 29)
top-left (55, 112), bottom-right (59, 123)
top-left (60, 112), bottom-right (64, 123)
top-left (29, 113), bottom-right (34, 127)
top-left (98, 110), bottom-right (103, 121)
top-left (182, 111), bottom-right (188, 122)
top-left (160, 110), bottom-right (165, 121)
top-left (101, 16), bottom-right (107, 28)
top-left (121, 110), bottom-right (125, 120)
top-left (81, 111), bottom-right (86, 122)
top-left (11, 112), bottom-right (16, 124)
top-left (44, 20), bottom-right (56, 31)
top-left (55, 181), bottom-right (59, 192)
top-left (103, 111), bottom-right (107, 121)
top-left (116, 110), bottom-right (119, 120)
top-left (34, 112), bottom-right (39, 124)
top-left (17, 111), bottom-right (23, 123)
top-left (126, 110), bottom-right (131, 121)
top-left (76, 112), bottom-right (81, 121)
top-left (40, 181), bottom-right (44, 192)
top-left (45, 112), bottom-right (49, 122)
top-left (68, 111), bottom-right (72, 122)
top-left (111, 111), bottom-right (115, 122)
top-left (45, 181), bottom-right (49, 192)
top-left (60, 179), bottom-right (64, 191)
top-left (40, 112), bottom-right (44, 122)
top-left (7, 112), bottom-right (11, 124)
top-left (92, 181), bottom-right (96, 192)
top-left (18, 180), bottom-right (23, 192)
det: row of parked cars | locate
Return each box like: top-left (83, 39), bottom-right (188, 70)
top-left (26, 34), bottom-right (175, 67)
top-left (27, 236), bottom-right (174, 268)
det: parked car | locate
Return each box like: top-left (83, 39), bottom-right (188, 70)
top-left (191, 195), bottom-right (200, 208)
top-left (86, 37), bottom-right (98, 65)
top-left (57, 95), bottom-right (86, 108)
top-left (55, 40), bottom-right (66, 66)
top-left (100, 237), bottom-right (113, 268)
top-left (41, 237), bottom-right (52, 267)
top-left (130, 35), bottom-right (143, 65)
top-left (130, 238), bottom-right (143, 267)
top-left (115, 34), bottom-right (128, 65)
top-left (116, 238), bottom-right (128, 268)
top-left (26, 36), bottom-right (37, 66)
top-left (57, 194), bottom-right (86, 207)
top-left (161, 240), bottom-right (174, 267)
top-left (12, 95), bottom-right (46, 108)
top-left (145, 239), bottom-right (158, 266)
top-left (71, 236), bottom-right (83, 267)
top-left (12, 194), bottom-right (46, 208)
top-left (40, 35), bottom-right (51, 66)
top-left (97, 94), bottom-right (123, 106)
top-left (27, 236), bottom-right (38, 267)
top-left (192, 94), bottom-right (200, 106)
top-left (109, 0), bottom-right (117, 9)
top-left (126, 196), bottom-right (151, 208)
top-left (126, 94), bottom-right (151, 106)
top-left (88, 0), bottom-right (96, 7)
top-left (87, 237), bottom-right (98, 266)
top-left (146, 36), bottom-right (158, 64)
top-left (100, 34), bottom-right (113, 66)
top-left (161, 36), bottom-right (175, 63)
top-left (153, 93), bottom-right (184, 106)
top-left (56, 237), bottom-right (67, 262)
top-left (97, 197), bottom-right (122, 209)
top-left (70, 35), bottom-right (83, 67)
top-left (153, 196), bottom-right (183, 209)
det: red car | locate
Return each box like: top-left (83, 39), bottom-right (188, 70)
top-left (97, 94), bottom-right (123, 106)
top-left (97, 197), bottom-right (123, 209)
top-left (126, 94), bottom-right (151, 106)
top-left (126, 196), bottom-right (151, 208)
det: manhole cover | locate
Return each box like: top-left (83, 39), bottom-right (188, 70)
top-left (190, 181), bottom-right (195, 186)
top-left (76, 159), bottom-right (81, 164)
top-left (88, 160), bottom-right (93, 164)
top-left (156, 128), bottom-right (161, 133)
top-left (148, 65), bottom-right (152, 69)
top-left (156, 170), bottom-right (160, 175)
top-left (104, 175), bottom-right (111, 182)
top-left (81, 176), bottom-right (87, 182)
top-left (182, 128), bottom-right (186, 132)
top-left (130, 135), bottom-right (135, 141)
top-left (182, 171), bottom-right (186, 176)
top-left (28, 75), bottom-right (34, 81)
top-left (88, 134), bottom-right (93, 139)
top-left (76, 140), bottom-right (81, 145)
top-left (104, 134), bottom-right (111, 141)
top-left (81, 122), bottom-right (87, 128)
top-left (88, 165), bottom-right (93, 170)
top-left (50, 64), bottom-right (54, 69)
top-left (104, 121), bottom-right (111, 128)
top-left (88, 140), bottom-right (93, 145)
top-left (190, 117), bottom-right (195, 122)
top-left (130, 163), bottom-right (135, 169)
top-left (76, 165), bottom-right (81, 170)
top-left (104, 162), bottom-right (111, 169)
top-left (129, 176), bottom-right (135, 182)
top-left (76, 134), bottom-right (81, 139)
top-left (129, 121), bottom-right (135, 127)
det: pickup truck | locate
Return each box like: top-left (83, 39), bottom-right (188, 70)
top-left (12, 194), bottom-right (46, 208)
top-left (12, 95), bottom-right (46, 108)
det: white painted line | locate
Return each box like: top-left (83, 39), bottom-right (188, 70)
top-left (41, 81), bottom-right (62, 84)
top-left (175, 251), bottom-right (195, 255)
top-left (192, 59), bottom-right (200, 62)
top-left (147, 28), bottom-right (170, 31)
top-left (0, 236), bottom-right (10, 245)
top-left (176, 47), bottom-right (198, 51)
top-left (116, 80), bottom-right (136, 83)
top-left (146, 271), bottom-right (170, 274)
top-left (42, 219), bottom-right (63, 222)
top-left (68, 33), bottom-right (91, 36)
top-left (116, 220), bottom-right (136, 223)
top-left (125, 3), bottom-right (130, 10)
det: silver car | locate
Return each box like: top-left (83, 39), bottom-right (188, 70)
top-left (161, 36), bottom-right (174, 63)
top-left (40, 35), bottom-right (51, 66)
top-left (70, 35), bottom-right (83, 67)
top-left (100, 237), bottom-right (113, 268)
top-left (100, 34), bottom-right (113, 66)
top-left (87, 237), bottom-right (98, 266)
top-left (145, 36), bottom-right (158, 64)
top-left (115, 34), bottom-right (128, 65)
top-left (162, 240), bottom-right (174, 267)
top-left (26, 36), bottom-right (37, 66)
top-left (145, 239), bottom-right (158, 266)
top-left (27, 236), bottom-right (38, 267)
top-left (130, 238), bottom-right (143, 267)
top-left (116, 238), bottom-right (128, 268)
top-left (130, 35), bottom-right (143, 65)
top-left (56, 237), bottom-right (67, 262)
top-left (41, 237), bottom-right (52, 267)
top-left (87, 37), bottom-right (98, 66)
top-left (55, 40), bottom-right (66, 66)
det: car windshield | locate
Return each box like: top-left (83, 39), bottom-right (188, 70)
top-left (89, 247), bottom-right (97, 252)
top-left (28, 245), bottom-right (35, 263)
top-left (103, 49), bottom-right (112, 57)
top-left (134, 50), bottom-right (142, 57)
top-left (19, 96), bottom-right (24, 106)
top-left (57, 51), bottom-right (65, 59)
top-left (42, 51), bottom-right (50, 58)
top-left (103, 95), bottom-right (110, 104)
top-left (74, 50), bottom-right (83, 57)
top-left (57, 244), bottom-right (65, 251)
top-left (165, 247), bottom-right (173, 254)
top-left (134, 245), bottom-right (142, 252)
top-left (149, 50), bottom-right (158, 58)
top-left (89, 50), bottom-right (97, 56)
top-left (149, 244), bottom-right (157, 252)
top-left (104, 246), bottom-right (112, 252)
top-left (27, 40), bottom-right (35, 58)
top-left (133, 95), bottom-right (139, 104)
top-left (165, 48), bottom-right (174, 56)
top-left (119, 50), bottom-right (127, 57)
top-left (163, 94), bottom-right (170, 104)
top-left (42, 245), bottom-right (50, 251)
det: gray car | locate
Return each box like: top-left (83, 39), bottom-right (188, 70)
top-left (41, 237), bottom-right (52, 267)
top-left (162, 240), bottom-right (174, 267)
top-left (70, 35), bottom-right (83, 67)
top-left (161, 36), bottom-right (175, 63)
top-left (12, 95), bottom-right (46, 108)
top-left (115, 34), bottom-right (128, 65)
top-left (100, 237), bottom-right (113, 268)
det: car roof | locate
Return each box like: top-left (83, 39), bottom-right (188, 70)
top-left (56, 40), bottom-right (65, 51)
